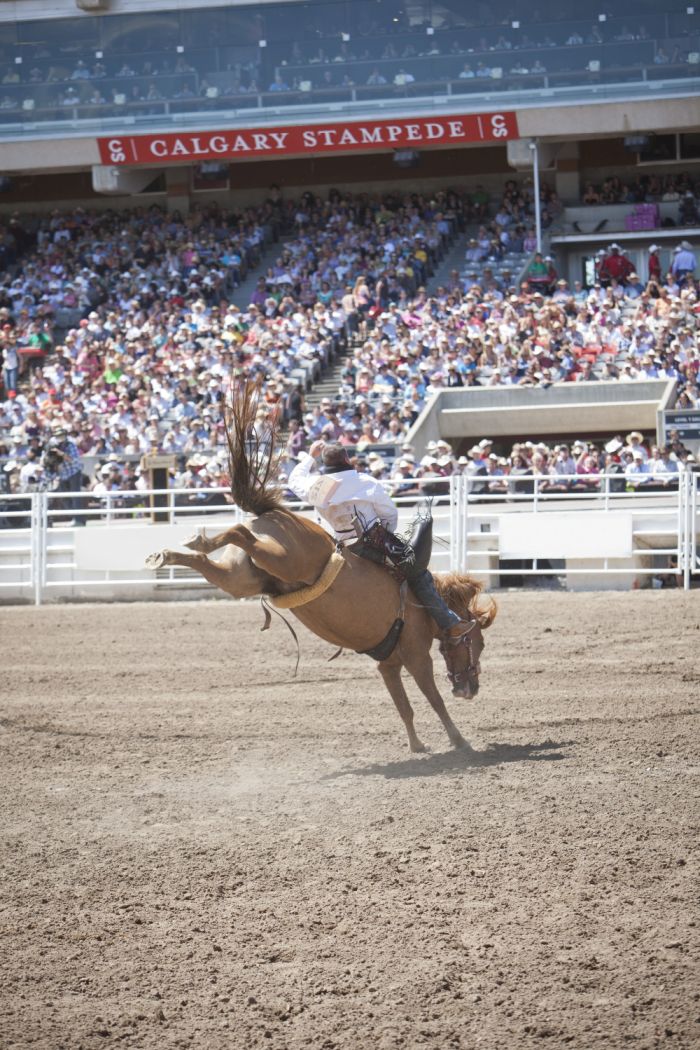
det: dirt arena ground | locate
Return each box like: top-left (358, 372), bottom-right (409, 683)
top-left (1, 591), bottom-right (698, 1050)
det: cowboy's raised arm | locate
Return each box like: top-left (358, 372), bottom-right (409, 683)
top-left (287, 446), bottom-right (322, 501)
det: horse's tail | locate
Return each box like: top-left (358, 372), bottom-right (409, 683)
top-left (433, 571), bottom-right (498, 629)
top-left (224, 379), bottom-right (284, 516)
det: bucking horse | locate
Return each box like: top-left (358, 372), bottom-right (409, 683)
top-left (146, 384), bottom-right (496, 752)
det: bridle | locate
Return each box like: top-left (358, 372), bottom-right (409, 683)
top-left (439, 616), bottom-right (481, 692)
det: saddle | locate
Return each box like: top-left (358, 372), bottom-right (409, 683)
top-left (354, 508), bottom-right (433, 661)
top-left (353, 505), bottom-right (433, 581)
top-left (349, 506), bottom-right (433, 662)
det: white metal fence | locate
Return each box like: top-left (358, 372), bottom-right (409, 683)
top-left (450, 469), bottom-right (699, 590)
top-left (0, 471), bottom-right (697, 604)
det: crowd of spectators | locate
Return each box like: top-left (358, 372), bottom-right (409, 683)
top-left (0, 186), bottom-right (462, 506)
top-left (313, 429), bottom-right (694, 503)
top-left (1, 6), bottom-right (698, 118)
top-left (229, 18), bottom-right (696, 92)
top-left (0, 180), bottom-right (698, 516)
top-left (581, 172), bottom-right (700, 217)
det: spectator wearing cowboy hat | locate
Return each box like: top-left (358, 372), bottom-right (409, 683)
top-left (625, 431), bottom-right (648, 461)
top-left (465, 444), bottom-right (488, 496)
top-left (91, 462), bottom-right (124, 513)
top-left (625, 272), bottom-right (644, 298)
top-left (647, 244), bottom-right (662, 283)
top-left (42, 424), bottom-right (84, 523)
top-left (599, 244), bottom-right (634, 286)
top-left (670, 241), bottom-right (696, 283)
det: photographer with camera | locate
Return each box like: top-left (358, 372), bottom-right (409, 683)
top-left (42, 426), bottom-right (85, 525)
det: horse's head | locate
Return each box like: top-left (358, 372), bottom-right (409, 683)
top-left (432, 573), bottom-right (497, 701)
top-left (439, 614), bottom-right (485, 700)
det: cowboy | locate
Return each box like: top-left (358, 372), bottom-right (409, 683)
top-left (599, 244), bottom-right (634, 286)
top-left (647, 244), bottom-right (662, 284)
top-left (42, 425), bottom-right (85, 523)
top-left (670, 241), bottom-right (696, 284)
top-left (288, 441), bottom-right (470, 645)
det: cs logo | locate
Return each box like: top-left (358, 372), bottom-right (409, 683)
top-left (107, 138), bottom-right (126, 163)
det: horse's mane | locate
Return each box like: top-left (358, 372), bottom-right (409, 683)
top-left (434, 572), bottom-right (498, 629)
top-left (224, 380), bottom-right (285, 516)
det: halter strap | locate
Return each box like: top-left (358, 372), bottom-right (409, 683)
top-left (439, 616), bottom-right (481, 684)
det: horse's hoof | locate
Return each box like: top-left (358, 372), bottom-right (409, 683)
top-left (145, 551), bottom-right (166, 569)
top-left (183, 530), bottom-right (207, 552)
top-left (411, 740), bottom-right (429, 754)
top-left (451, 735), bottom-right (469, 750)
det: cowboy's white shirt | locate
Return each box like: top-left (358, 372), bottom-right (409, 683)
top-left (288, 452), bottom-right (398, 541)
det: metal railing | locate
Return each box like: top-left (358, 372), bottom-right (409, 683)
top-left (449, 469), bottom-right (698, 588)
top-left (0, 470), bottom-right (696, 603)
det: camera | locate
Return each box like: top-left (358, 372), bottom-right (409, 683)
top-left (42, 441), bottom-right (64, 472)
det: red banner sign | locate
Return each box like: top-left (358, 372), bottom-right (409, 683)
top-left (97, 111), bottom-right (519, 166)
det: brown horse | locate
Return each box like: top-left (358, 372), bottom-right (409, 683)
top-left (146, 386), bottom-right (496, 752)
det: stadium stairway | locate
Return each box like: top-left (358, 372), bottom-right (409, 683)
top-left (226, 235), bottom-right (284, 311)
top-left (303, 230), bottom-right (475, 411)
top-left (425, 230), bottom-right (473, 295)
top-left (301, 339), bottom-right (353, 410)
top-left (219, 231), bottom-right (353, 414)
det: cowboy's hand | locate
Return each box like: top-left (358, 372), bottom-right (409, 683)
top-left (309, 440), bottom-right (325, 458)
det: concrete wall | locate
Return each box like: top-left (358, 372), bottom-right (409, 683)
top-left (516, 96), bottom-right (700, 141)
top-left (563, 201), bottom-right (681, 228)
top-left (407, 380), bottom-right (675, 458)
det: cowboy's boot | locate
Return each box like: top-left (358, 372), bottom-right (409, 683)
top-left (383, 532), bottom-right (416, 574)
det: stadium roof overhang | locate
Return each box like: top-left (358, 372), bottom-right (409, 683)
top-left (407, 380), bottom-right (678, 458)
top-left (0, 90), bottom-right (699, 175)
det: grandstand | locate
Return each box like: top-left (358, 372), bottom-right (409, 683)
top-left (0, 0), bottom-right (698, 552)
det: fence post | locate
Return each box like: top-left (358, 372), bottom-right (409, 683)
top-left (449, 473), bottom-right (467, 574)
top-left (693, 471), bottom-right (699, 583)
top-left (449, 474), bottom-right (458, 572)
top-left (32, 491), bottom-right (48, 606)
top-left (683, 468), bottom-right (695, 591)
top-left (676, 471), bottom-right (684, 587)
